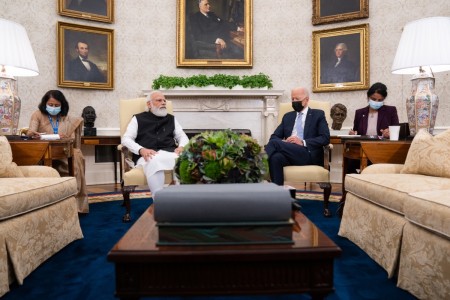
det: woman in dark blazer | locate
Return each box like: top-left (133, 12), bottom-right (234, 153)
top-left (349, 82), bottom-right (399, 139)
top-left (347, 82), bottom-right (399, 173)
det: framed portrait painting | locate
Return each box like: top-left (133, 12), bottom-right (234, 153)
top-left (57, 22), bottom-right (114, 90)
top-left (312, 23), bottom-right (369, 93)
top-left (176, 0), bottom-right (253, 68)
top-left (312, 0), bottom-right (369, 25)
top-left (58, 0), bottom-right (114, 23)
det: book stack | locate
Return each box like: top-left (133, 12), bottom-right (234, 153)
top-left (154, 183), bottom-right (294, 246)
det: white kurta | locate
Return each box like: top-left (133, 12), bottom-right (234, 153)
top-left (121, 115), bottom-right (189, 194)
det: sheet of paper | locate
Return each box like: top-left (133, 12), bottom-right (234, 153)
top-left (40, 134), bottom-right (60, 140)
top-left (337, 135), bottom-right (361, 138)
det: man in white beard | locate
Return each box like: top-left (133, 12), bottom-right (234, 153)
top-left (122, 91), bottom-right (189, 198)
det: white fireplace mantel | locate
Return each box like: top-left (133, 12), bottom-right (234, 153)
top-left (142, 89), bottom-right (285, 144)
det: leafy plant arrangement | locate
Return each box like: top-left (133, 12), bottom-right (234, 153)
top-left (152, 73), bottom-right (273, 90)
top-left (175, 129), bottom-right (268, 184)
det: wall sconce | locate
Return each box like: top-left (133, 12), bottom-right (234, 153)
top-left (0, 18), bottom-right (39, 135)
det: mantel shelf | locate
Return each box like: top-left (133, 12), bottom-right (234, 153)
top-left (142, 89), bottom-right (284, 98)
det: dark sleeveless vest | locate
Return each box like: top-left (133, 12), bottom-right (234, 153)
top-left (132, 112), bottom-right (176, 163)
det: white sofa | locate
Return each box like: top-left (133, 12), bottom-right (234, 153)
top-left (0, 136), bottom-right (83, 296)
top-left (338, 129), bottom-right (450, 299)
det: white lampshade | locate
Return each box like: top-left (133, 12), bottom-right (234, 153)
top-left (391, 16), bottom-right (450, 75)
top-left (0, 18), bottom-right (39, 77)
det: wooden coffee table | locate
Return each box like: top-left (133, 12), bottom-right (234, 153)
top-left (108, 206), bottom-right (341, 300)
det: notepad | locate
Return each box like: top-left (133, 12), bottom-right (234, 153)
top-left (40, 134), bottom-right (60, 140)
top-left (337, 134), bottom-right (361, 138)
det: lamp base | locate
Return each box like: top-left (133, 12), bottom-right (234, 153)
top-left (406, 74), bottom-right (439, 136)
top-left (0, 76), bottom-right (20, 136)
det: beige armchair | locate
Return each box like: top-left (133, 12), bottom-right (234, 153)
top-left (118, 98), bottom-right (174, 222)
top-left (277, 100), bottom-right (333, 217)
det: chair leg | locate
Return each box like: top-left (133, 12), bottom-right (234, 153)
top-left (121, 180), bottom-right (137, 222)
top-left (318, 182), bottom-right (332, 217)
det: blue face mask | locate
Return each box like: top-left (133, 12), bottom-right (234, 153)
top-left (369, 100), bottom-right (384, 110)
top-left (46, 105), bottom-right (61, 116)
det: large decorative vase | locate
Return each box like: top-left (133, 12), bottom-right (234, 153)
top-left (406, 75), bottom-right (439, 136)
top-left (0, 76), bottom-right (20, 135)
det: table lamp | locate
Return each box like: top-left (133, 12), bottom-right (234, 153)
top-left (391, 16), bottom-right (450, 136)
top-left (0, 18), bottom-right (39, 136)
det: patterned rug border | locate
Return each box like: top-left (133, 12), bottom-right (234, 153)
top-left (88, 190), bottom-right (341, 203)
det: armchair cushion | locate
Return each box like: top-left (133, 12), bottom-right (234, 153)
top-left (0, 177), bottom-right (78, 221)
top-left (0, 136), bottom-right (23, 178)
top-left (401, 129), bottom-right (450, 178)
top-left (18, 166), bottom-right (60, 178)
top-left (361, 163), bottom-right (404, 174)
top-left (284, 165), bottom-right (329, 182)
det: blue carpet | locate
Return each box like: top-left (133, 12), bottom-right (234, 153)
top-left (3, 199), bottom-right (416, 300)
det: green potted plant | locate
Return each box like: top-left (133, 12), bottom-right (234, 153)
top-left (175, 129), bottom-right (268, 184)
top-left (152, 73), bottom-right (273, 90)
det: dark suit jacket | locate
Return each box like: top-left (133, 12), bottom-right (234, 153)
top-left (68, 0), bottom-right (107, 16)
top-left (66, 57), bottom-right (106, 83)
top-left (352, 105), bottom-right (399, 135)
top-left (321, 56), bottom-right (359, 84)
top-left (189, 11), bottom-right (231, 44)
top-left (270, 108), bottom-right (330, 165)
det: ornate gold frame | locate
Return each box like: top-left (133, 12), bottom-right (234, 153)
top-left (312, 0), bottom-right (369, 25)
top-left (57, 22), bottom-right (114, 90)
top-left (312, 24), bottom-right (369, 93)
top-left (176, 0), bottom-right (253, 68)
top-left (58, 0), bottom-right (114, 23)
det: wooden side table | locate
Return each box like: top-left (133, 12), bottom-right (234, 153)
top-left (9, 138), bottom-right (74, 176)
top-left (81, 135), bottom-right (122, 183)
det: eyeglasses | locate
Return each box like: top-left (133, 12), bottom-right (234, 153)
top-left (292, 97), bottom-right (307, 102)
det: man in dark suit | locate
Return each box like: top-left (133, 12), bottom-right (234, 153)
top-left (67, 0), bottom-right (107, 16)
top-left (321, 42), bottom-right (359, 84)
top-left (66, 41), bottom-right (106, 83)
top-left (188, 0), bottom-right (243, 59)
top-left (265, 87), bottom-right (330, 185)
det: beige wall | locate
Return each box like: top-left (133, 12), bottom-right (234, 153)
top-left (2, 0), bottom-right (450, 132)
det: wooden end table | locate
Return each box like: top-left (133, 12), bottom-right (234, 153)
top-left (108, 206), bottom-right (341, 300)
top-left (9, 138), bottom-right (74, 176)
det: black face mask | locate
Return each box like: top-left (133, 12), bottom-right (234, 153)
top-left (292, 101), bottom-right (304, 112)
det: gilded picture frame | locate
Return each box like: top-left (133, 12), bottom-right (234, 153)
top-left (57, 22), bottom-right (114, 90)
top-left (312, 24), bottom-right (369, 93)
top-left (177, 0), bottom-right (253, 68)
top-left (312, 0), bottom-right (369, 25)
top-left (58, 0), bottom-right (114, 23)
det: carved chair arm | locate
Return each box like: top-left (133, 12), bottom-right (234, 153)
top-left (323, 144), bottom-right (331, 171)
top-left (118, 144), bottom-right (134, 173)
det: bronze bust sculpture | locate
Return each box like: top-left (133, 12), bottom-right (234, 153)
top-left (330, 103), bottom-right (347, 130)
top-left (82, 106), bottom-right (97, 136)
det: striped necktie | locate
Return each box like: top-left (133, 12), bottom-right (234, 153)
top-left (295, 112), bottom-right (304, 139)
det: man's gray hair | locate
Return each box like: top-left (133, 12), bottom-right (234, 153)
top-left (335, 43), bottom-right (348, 52)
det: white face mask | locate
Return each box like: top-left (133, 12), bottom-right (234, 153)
top-left (369, 100), bottom-right (384, 110)
top-left (46, 105), bottom-right (61, 116)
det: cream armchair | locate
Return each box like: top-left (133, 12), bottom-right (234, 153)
top-left (118, 98), bottom-right (174, 222)
top-left (278, 100), bottom-right (333, 217)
